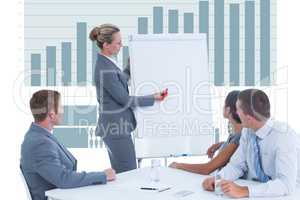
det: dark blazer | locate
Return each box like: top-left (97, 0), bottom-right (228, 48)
top-left (94, 53), bottom-right (154, 138)
top-left (20, 123), bottom-right (107, 200)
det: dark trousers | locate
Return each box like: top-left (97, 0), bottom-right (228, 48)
top-left (103, 135), bottom-right (137, 173)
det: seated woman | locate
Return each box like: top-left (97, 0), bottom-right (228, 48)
top-left (169, 90), bottom-right (242, 175)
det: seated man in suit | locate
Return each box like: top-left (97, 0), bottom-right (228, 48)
top-left (20, 90), bottom-right (116, 200)
top-left (202, 89), bottom-right (300, 198)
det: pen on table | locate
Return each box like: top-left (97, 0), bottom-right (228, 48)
top-left (158, 187), bottom-right (171, 192)
top-left (140, 187), bottom-right (158, 190)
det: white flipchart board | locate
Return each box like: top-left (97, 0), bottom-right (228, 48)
top-left (128, 34), bottom-right (214, 159)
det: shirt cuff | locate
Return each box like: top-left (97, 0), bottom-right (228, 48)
top-left (247, 184), bottom-right (268, 197)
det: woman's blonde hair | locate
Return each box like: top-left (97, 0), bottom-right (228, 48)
top-left (89, 24), bottom-right (120, 49)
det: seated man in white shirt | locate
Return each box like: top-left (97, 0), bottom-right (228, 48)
top-left (202, 89), bottom-right (300, 198)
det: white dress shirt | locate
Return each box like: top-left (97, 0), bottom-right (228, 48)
top-left (219, 119), bottom-right (300, 197)
top-left (101, 53), bottom-right (122, 70)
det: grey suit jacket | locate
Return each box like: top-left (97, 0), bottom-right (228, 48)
top-left (20, 123), bottom-right (107, 200)
top-left (94, 53), bottom-right (155, 138)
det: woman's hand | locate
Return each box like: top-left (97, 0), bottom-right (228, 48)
top-left (169, 162), bottom-right (181, 169)
top-left (202, 177), bottom-right (215, 191)
top-left (154, 88), bottom-right (168, 101)
top-left (206, 142), bottom-right (222, 158)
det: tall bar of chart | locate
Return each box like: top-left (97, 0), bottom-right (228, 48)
top-left (76, 22), bottom-right (87, 85)
top-left (230, 4), bottom-right (240, 86)
top-left (168, 10), bottom-right (179, 33)
top-left (214, 0), bottom-right (225, 86)
top-left (25, 0), bottom-right (276, 148)
top-left (245, 1), bottom-right (255, 86)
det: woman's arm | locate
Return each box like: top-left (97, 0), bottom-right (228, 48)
top-left (170, 143), bottom-right (238, 175)
top-left (100, 66), bottom-right (155, 108)
top-left (123, 65), bottom-right (130, 81)
top-left (207, 142), bottom-right (224, 158)
top-left (204, 143), bottom-right (239, 174)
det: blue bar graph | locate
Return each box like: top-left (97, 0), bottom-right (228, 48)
top-left (53, 127), bottom-right (88, 148)
top-left (214, 0), bottom-right (225, 86)
top-left (77, 22), bottom-right (87, 85)
top-left (46, 46), bottom-right (56, 86)
top-left (26, 0), bottom-right (275, 88)
top-left (31, 54), bottom-right (41, 86)
top-left (61, 105), bottom-right (97, 126)
top-left (138, 17), bottom-right (148, 34)
top-left (184, 13), bottom-right (194, 33)
top-left (61, 42), bottom-right (72, 86)
top-left (153, 7), bottom-right (163, 34)
top-left (168, 10), bottom-right (178, 33)
top-left (260, 0), bottom-right (271, 86)
top-left (230, 4), bottom-right (240, 86)
top-left (245, 1), bottom-right (255, 86)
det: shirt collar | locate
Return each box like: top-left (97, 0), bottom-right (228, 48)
top-left (32, 122), bottom-right (53, 134)
top-left (255, 118), bottom-right (273, 139)
top-left (101, 53), bottom-right (117, 65)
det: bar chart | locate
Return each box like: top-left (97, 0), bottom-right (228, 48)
top-left (25, 0), bottom-right (276, 148)
top-left (25, 0), bottom-right (276, 87)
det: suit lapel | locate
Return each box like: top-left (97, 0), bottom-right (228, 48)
top-left (99, 54), bottom-right (129, 92)
top-left (30, 123), bottom-right (77, 170)
top-left (49, 134), bottom-right (77, 170)
top-left (118, 73), bottom-right (129, 92)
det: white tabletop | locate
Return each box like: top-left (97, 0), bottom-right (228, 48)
top-left (46, 167), bottom-right (300, 200)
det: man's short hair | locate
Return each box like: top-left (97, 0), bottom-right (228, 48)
top-left (30, 90), bottom-right (61, 122)
top-left (238, 89), bottom-right (270, 121)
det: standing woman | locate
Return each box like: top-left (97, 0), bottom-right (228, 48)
top-left (89, 24), bottom-right (166, 173)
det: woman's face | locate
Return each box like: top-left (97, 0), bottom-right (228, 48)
top-left (104, 32), bottom-right (123, 55)
top-left (223, 104), bottom-right (230, 119)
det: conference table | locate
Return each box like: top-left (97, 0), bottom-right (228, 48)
top-left (46, 167), bottom-right (300, 200)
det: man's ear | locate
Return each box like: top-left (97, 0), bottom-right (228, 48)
top-left (246, 114), bottom-right (254, 124)
top-left (48, 110), bottom-right (56, 120)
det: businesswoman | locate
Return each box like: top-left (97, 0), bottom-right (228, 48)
top-left (90, 24), bottom-right (166, 173)
top-left (170, 90), bottom-right (242, 175)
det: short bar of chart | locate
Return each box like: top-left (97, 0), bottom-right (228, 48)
top-left (30, 54), bottom-right (41, 86)
top-left (184, 13), bottom-right (194, 33)
top-left (138, 17), bottom-right (148, 34)
top-left (46, 46), bottom-right (56, 86)
top-left (53, 127), bottom-right (89, 148)
top-left (61, 42), bottom-right (72, 86)
top-left (61, 105), bottom-right (97, 126)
